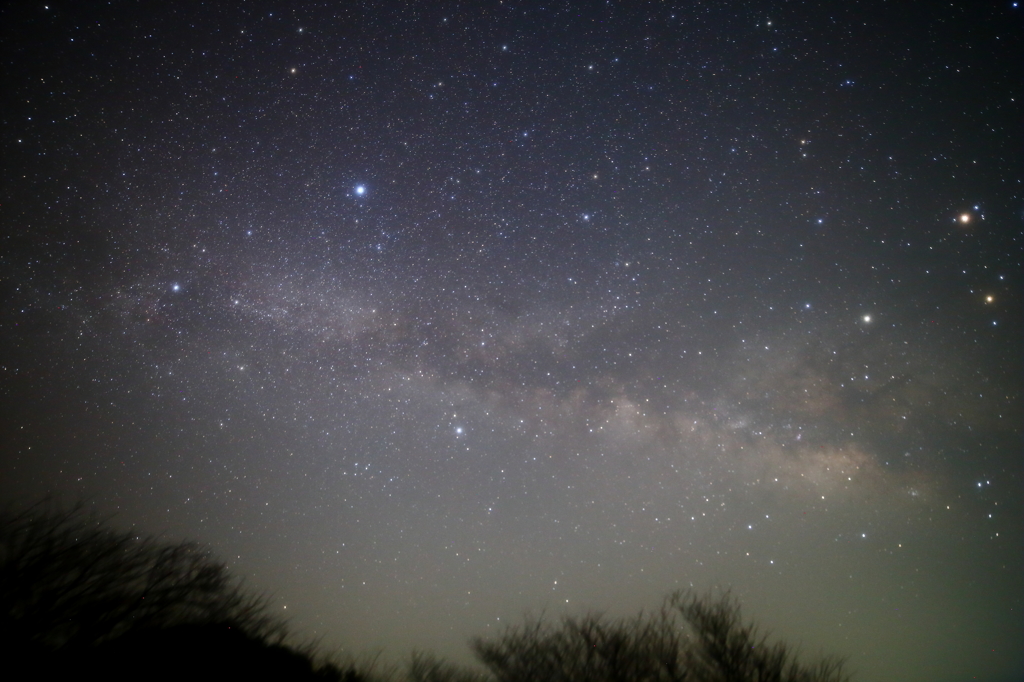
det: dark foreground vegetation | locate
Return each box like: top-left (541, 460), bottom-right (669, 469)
top-left (1, 504), bottom-right (849, 682)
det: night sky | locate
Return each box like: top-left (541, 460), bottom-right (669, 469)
top-left (1, 2), bottom-right (1022, 680)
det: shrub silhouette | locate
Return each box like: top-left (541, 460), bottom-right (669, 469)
top-left (470, 590), bottom-right (850, 682)
top-left (0, 502), bottom-right (355, 680)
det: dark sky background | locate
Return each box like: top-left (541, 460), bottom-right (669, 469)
top-left (2, 1), bottom-right (1022, 680)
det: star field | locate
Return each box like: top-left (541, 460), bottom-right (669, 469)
top-left (1, 3), bottom-right (1021, 681)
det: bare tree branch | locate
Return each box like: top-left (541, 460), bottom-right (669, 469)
top-left (471, 590), bottom-right (850, 682)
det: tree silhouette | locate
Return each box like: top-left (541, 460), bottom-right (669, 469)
top-left (669, 590), bottom-right (849, 682)
top-left (0, 502), bottom-right (277, 652)
top-left (0, 502), bottom-right (354, 680)
top-left (470, 590), bottom-right (850, 682)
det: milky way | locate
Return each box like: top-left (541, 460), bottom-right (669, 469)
top-left (1, 3), bottom-right (1021, 681)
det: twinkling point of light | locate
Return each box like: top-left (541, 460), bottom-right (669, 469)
top-left (355, 184), bottom-right (366, 196)
top-left (959, 213), bottom-right (971, 223)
